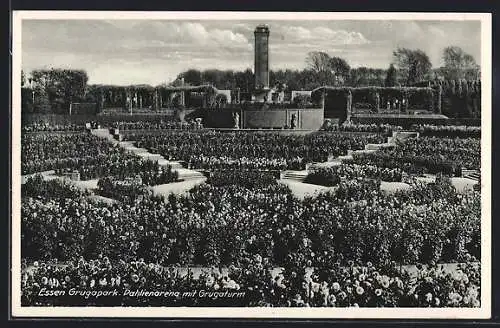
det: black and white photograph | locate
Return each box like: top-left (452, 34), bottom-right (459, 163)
top-left (11, 11), bottom-right (492, 318)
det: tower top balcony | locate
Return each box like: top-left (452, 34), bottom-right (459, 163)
top-left (254, 25), bottom-right (270, 34)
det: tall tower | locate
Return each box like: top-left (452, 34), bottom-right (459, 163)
top-left (254, 25), bottom-right (270, 92)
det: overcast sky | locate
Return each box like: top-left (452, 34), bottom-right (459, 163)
top-left (22, 19), bottom-right (481, 85)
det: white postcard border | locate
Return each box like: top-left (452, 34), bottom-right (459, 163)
top-left (10, 10), bottom-right (493, 319)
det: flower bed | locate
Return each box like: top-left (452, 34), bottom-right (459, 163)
top-left (207, 170), bottom-right (278, 188)
top-left (22, 178), bottom-right (480, 266)
top-left (411, 124), bottom-right (481, 138)
top-left (350, 137), bottom-right (480, 174)
top-left (97, 177), bottom-right (152, 203)
top-left (22, 123), bottom-right (85, 133)
top-left (20, 257), bottom-right (480, 307)
top-left (127, 131), bottom-right (385, 171)
top-left (323, 122), bottom-right (403, 134)
top-left (305, 164), bottom-right (403, 186)
top-left (22, 174), bottom-right (91, 199)
top-left (22, 133), bottom-right (179, 183)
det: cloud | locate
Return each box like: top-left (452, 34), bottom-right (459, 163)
top-left (21, 19), bottom-right (481, 85)
top-left (277, 25), bottom-right (370, 45)
top-left (128, 21), bottom-right (250, 49)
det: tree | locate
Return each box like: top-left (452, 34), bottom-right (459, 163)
top-left (202, 69), bottom-right (224, 88)
top-left (392, 47), bottom-right (432, 86)
top-left (234, 69), bottom-right (254, 93)
top-left (30, 69), bottom-right (88, 113)
top-left (306, 51), bottom-right (331, 73)
top-left (179, 69), bottom-right (202, 86)
top-left (385, 64), bottom-right (397, 87)
top-left (306, 52), bottom-right (350, 86)
top-left (215, 93), bottom-right (228, 107)
top-left (442, 46), bottom-right (480, 80)
top-left (329, 57), bottom-right (350, 84)
top-left (21, 70), bottom-right (26, 87)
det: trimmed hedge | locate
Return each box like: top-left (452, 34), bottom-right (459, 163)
top-left (305, 164), bottom-right (403, 187)
top-left (97, 176), bottom-right (152, 203)
top-left (207, 170), bottom-right (278, 188)
top-left (304, 168), bottom-right (342, 186)
top-left (313, 87), bottom-right (436, 118)
top-left (350, 152), bottom-right (462, 176)
top-left (411, 124), bottom-right (481, 138)
top-left (22, 174), bottom-right (91, 199)
top-left (414, 79), bottom-right (481, 118)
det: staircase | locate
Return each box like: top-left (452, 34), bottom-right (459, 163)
top-left (280, 129), bottom-right (419, 183)
top-left (281, 170), bottom-right (308, 182)
top-left (175, 168), bottom-right (206, 181)
top-left (90, 128), bottom-right (205, 182)
top-left (462, 169), bottom-right (480, 181)
top-left (392, 130), bottom-right (420, 142)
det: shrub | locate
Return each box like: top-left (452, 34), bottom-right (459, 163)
top-left (304, 168), bottom-right (341, 186)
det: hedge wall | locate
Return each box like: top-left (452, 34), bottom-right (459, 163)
top-left (315, 87), bottom-right (436, 120)
top-left (414, 79), bottom-right (481, 118)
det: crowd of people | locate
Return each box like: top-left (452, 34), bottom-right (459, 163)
top-left (305, 164), bottom-right (404, 186)
top-left (350, 136), bottom-right (480, 175)
top-left (127, 131), bottom-right (386, 171)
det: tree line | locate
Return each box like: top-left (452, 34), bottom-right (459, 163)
top-left (21, 45), bottom-right (480, 114)
top-left (173, 46), bottom-right (479, 91)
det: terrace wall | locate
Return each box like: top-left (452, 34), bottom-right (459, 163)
top-left (22, 111), bottom-right (196, 125)
top-left (351, 114), bottom-right (454, 128)
top-left (197, 107), bottom-right (324, 130)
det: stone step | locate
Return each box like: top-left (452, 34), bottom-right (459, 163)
top-left (337, 155), bottom-right (354, 161)
top-left (281, 170), bottom-right (308, 182)
top-left (365, 143), bottom-right (395, 151)
top-left (158, 161), bottom-right (184, 170)
top-left (307, 161), bottom-right (342, 169)
top-left (176, 169), bottom-right (206, 181)
top-left (464, 172), bottom-right (480, 181)
top-left (462, 169), bottom-right (479, 174)
top-left (136, 153), bottom-right (164, 161)
top-left (351, 149), bottom-right (377, 156)
top-left (282, 176), bottom-right (306, 182)
top-left (284, 173), bottom-right (308, 177)
top-left (170, 162), bottom-right (185, 169)
top-left (392, 131), bottom-right (419, 141)
top-left (157, 159), bottom-right (171, 167)
top-left (119, 141), bottom-right (134, 147)
top-left (130, 148), bottom-right (149, 154)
